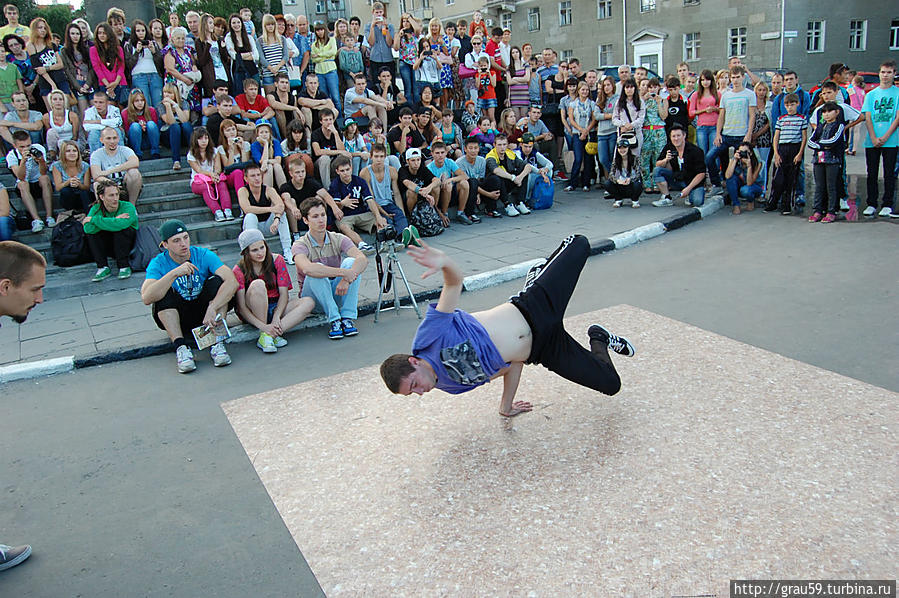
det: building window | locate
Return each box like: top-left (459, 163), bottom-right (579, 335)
top-left (445, 0), bottom-right (454, 5)
top-left (728, 26), bottom-right (747, 57)
top-left (807, 20), bottom-right (825, 53)
top-left (640, 0), bottom-right (656, 13)
top-left (684, 0), bottom-right (700, 5)
top-left (315, 0), bottom-right (326, 13)
top-left (684, 32), bottom-right (701, 61)
top-left (599, 44), bottom-right (613, 66)
top-left (399, 0), bottom-right (408, 12)
top-left (561, 49), bottom-right (573, 63)
top-left (559, 2), bottom-right (572, 26)
top-left (597, 0), bottom-right (612, 20)
top-left (849, 20), bottom-right (867, 51)
top-left (528, 8), bottom-right (540, 32)
top-left (891, 20), bottom-right (899, 50)
top-left (501, 12), bottom-right (512, 31)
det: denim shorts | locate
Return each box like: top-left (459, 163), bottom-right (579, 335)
top-left (478, 98), bottom-right (497, 109)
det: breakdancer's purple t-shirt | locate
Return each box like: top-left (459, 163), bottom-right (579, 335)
top-left (412, 304), bottom-right (510, 394)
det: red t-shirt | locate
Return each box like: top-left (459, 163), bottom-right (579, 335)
top-left (477, 72), bottom-right (496, 100)
top-left (232, 254), bottom-right (293, 300)
top-left (236, 93), bottom-right (270, 115)
top-left (484, 39), bottom-right (504, 74)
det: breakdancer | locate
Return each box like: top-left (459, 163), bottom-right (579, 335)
top-left (380, 234), bottom-right (634, 416)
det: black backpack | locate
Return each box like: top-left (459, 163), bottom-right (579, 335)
top-left (51, 218), bottom-right (91, 267)
top-left (409, 201), bottom-right (444, 237)
top-left (129, 224), bottom-right (163, 272)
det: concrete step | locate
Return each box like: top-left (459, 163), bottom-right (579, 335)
top-left (141, 178), bottom-right (192, 197)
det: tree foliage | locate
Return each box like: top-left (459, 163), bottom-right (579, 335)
top-left (37, 5), bottom-right (87, 41)
top-left (154, 0), bottom-right (284, 28)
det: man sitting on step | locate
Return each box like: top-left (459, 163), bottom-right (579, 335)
top-left (90, 127), bottom-right (143, 202)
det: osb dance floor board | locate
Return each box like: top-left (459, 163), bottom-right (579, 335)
top-left (222, 305), bottom-right (896, 597)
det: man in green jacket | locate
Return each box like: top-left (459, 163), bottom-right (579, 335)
top-left (82, 180), bottom-right (138, 282)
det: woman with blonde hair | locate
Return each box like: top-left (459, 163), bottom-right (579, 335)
top-left (424, 18), bottom-right (453, 109)
top-left (50, 139), bottom-right (91, 213)
top-left (215, 118), bottom-right (251, 196)
top-left (159, 83), bottom-right (193, 170)
top-left (310, 20), bottom-right (340, 118)
top-left (257, 13), bottom-right (292, 94)
top-left (716, 69), bottom-right (729, 94)
top-left (43, 89), bottom-right (80, 158)
top-left (27, 17), bottom-right (69, 111)
top-left (122, 88), bottom-right (160, 159)
top-left (73, 19), bottom-right (94, 43)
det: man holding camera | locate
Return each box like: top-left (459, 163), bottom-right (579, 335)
top-left (364, 2), bottom-right (395, 89)
top-left (5, 130), bottom-right (53, 232)
top-left (292, 197), bottom-right (368, 340)
top-left (651, 123), bottom-right (707, 208)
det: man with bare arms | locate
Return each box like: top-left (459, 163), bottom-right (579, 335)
top-left (380, 234), bottom-right (634, 416)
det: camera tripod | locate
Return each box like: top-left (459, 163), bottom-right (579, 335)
top-left (374, 239), bottom-right (422, 323)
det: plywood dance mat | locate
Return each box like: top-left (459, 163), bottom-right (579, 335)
top-left (222, 305), bottom-right (896, 596)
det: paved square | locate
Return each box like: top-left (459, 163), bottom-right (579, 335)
top-left (222, 305), bottom-right (896, 596)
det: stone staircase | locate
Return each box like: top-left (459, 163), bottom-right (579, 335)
top-left (4, 154), bottom-right (260, 301)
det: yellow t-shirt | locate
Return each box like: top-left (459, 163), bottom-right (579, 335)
top-left (0, 24), bottom-right (31, 41)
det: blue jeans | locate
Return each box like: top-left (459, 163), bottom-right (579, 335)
top-left (0, 215), bottom-right (14, 241)
top-left (695, 124), bottom-right (716, 156)
top-left (379, 200), bottom-right (408, 231)
top-left (596, 133), bottom-right (616, 178)
top-left (568, 133), bottom-right (587, 187)
top-left (131, 72), bottom-right (164, 110)
top-left (317, 70), bottom-right (342, 119)
top-left (725, 176), bottom-right (763, 207)
top-left (88, 128), bottom-right (125, 152)
top-left (164, 122), bottom-right (193, 163)
top-left (398, 61), bottom-right (416, 105)
top-left (755, 146), bottom-right (770, 192)
top-left (127, 121), bottom-right (161, 158)
top-left (705, 134), bottom-right (744, 186)
top-left (653, 167), bottom-right (706, 206)
top-left (300, 256), bottom-right (360, 322)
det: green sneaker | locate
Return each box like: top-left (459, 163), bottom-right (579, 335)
top-left (401, 224), bottom-right (421, 248)
top-left (91, 267), bottom-right (112, 282)
top-left (117, 267), bottom-right (132, 280)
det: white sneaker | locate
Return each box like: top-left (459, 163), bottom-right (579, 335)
top-left (652, 196), bottom-right (673, 207)
top-left (31, 219), bottom-right (45, 233)
top-left (283, 251), bottom-right (295, 265)
top-left (863, 206), bottom-right (876, 217)
top-left (257, 332), bottom-right (277, 353)
top-left (504, 204), bottom-right (520, 217)
top-left (223, 208), bottom-right (234, 220)
top-left (878, 206), bottom-right (892, 217)
top-left (214, 210), bottom-right (225, 222)
top-left (176, 345), bottom-right (196, 373)
top-left (840, 198), bottom-right (849, 211)
top-left (631, 200), bottom-right (640, 208)
top-left (612, 200), bottom-right (622, 208)
top-left (358, 241), bottom-right (375, 255)
top-left (709, 185), bottom-right (724, 196)
top-left (210, 341), bottom-right (231, 367)
top-left (684, 197), bottom-right (692, 207)
top-left (273, 336), bottom-right (288, 348)
top-left (46, 216), bottom-right (57, 228)
top-left (515, 202), bottom-right (531, 215)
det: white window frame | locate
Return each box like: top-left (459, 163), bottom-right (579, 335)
top-left (891, 20), bottom-right (899, 50)
top-left (849, 19), bottom-right (867, 52)
top-left (559, 1), bottom-right (572, 27)
top-left (683, 32), bottom-right (700, 61)
top-left (728, 26), bottom-right (747, 57)
top-left (528, 7), bottom-right (540, 32)
top-left (684, 0), bottom-right (700, 5)
top-left (597, 0), bottom-right (612, 20)
top-left (599, 43), bottom-right (613, 66)
top-left (806, 20), bottom-right (825, 53)
top-left (315, 0), bottom-right (327, 13)
top-left (501, 12), bottom-right (512, 32)
top-left (561, 49), bottom-right (573, 63)
top-left (640, 0), bottom-right (656, 13)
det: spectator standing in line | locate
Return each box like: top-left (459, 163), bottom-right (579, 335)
top-left (706, 66), bottom-right (756, 195)
top-left (765, 93), bottom-right (808, 214)
top-left (0, 5), bottom-right (31, 43)
top-left (90, 23), bottom-right (128, 107)
top-left (83, 179), bottom-right (138, 282)
top-left (640, 78), bottom-right (667, 193)
top-left (27, 17), bottom-right (69, 113)
top-left (310, 20), bottom-right (341, 120)
top-left (292, 196), bottom-right (368, 340)
top-left (364, 2), bottom-right (395, 88)
top-left (594, 76), bottom-right (619, 186)
top-left (232, 228), bottom-right (314, 353)
top-left (224, 13), bottom-right (259, 97)
top-left (6, 129), bottom-right (53, 231)
top-left (0, 43), bottom-right (24, 113)
top-left (770, 70), bottom-right (811, 206)
top-left (612, 78), bottom-right (645, 156)
top-left (257, 13), bottom-right (292, 95)
top-left (4, 35), bottom-right (37, 107)
top-left (393, 14), bottom-right (421, 105)
top-left (565, 81), bottom-right (596, 193)
top-left (807, 102), bottom-right (846, 223)
top-left (861, 60), bottom-right (899, 218)
top-left (688, 70), bottom-right (719, 162)
top-left (750, 81), bottom-right (772, 191)
top-left (141, 219), bottom-right (237, 373)
top-left (846, 73), bottom-right (866, 155)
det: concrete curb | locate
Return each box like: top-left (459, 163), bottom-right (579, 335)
top-left (9, 201), bottom-right (723, 380)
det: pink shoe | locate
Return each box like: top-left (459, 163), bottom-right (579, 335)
top-left (846, 201), bottom-right (858, 221)
top-left (808, 212), bottom-right (823, 222)
top-left (820, 213), bottom-right (836, 223)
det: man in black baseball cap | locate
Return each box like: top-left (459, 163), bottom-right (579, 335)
top-left (140, 219), bottom-right (238, 373)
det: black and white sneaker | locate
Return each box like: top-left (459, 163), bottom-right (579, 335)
top-left (588, 324), bottom-right (635, 357)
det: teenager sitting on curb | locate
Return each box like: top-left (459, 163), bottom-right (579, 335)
top-left (140, 219), bottom-right (237, 373)
top-left (291, 197), bottom-right (368, 340)
top-left (232, 228), bottom-right (314, 353)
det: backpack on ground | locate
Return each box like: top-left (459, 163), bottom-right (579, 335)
top-left (51, 218), bottom-right (91, 267)
top-left (129, 224), bottom-right (163, 272)
top-left (409, 201), bottom-right (444, 237)
top-left (533, 177), bottom-right (555, 210)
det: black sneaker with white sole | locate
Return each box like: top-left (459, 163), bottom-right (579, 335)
top-left (588, 324), bottom-right (635, 357)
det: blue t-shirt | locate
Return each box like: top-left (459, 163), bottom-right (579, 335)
top-left (427, 158), bottom-right (459, 179)
top-left (328, 175), bottom-right (373, 217)
top-left (251, 141), bottom-right (283, 163)
top-left (145, 246), bottom-right (224, 301)
top-left (861, 85), bottom-right (899, 148)
top-left (412, 304), bottom-right (509, 395)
